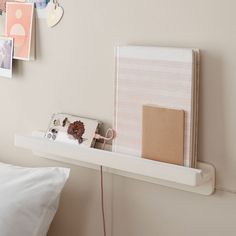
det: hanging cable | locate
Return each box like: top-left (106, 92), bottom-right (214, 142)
top-left (100, 166), bottom-right (106, 236)
top-left (98, 129), bottom-right (115, 236)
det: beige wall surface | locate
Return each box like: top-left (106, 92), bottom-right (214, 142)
top-left (0, 0), bottom-right (236, 236)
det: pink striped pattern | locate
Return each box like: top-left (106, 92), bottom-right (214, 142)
top-left (113, 46), bottom-right (195, 167)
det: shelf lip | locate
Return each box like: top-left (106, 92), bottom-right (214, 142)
top-left (14, 132), bottom-right (212, 187)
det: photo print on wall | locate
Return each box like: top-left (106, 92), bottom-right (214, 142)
top-left (5, 2), bottom-right (34, 61)
top-left (0, 37), bottom-right (13, 78)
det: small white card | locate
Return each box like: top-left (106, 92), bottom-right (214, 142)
top-left (45, 113), bottom-right (101, 148)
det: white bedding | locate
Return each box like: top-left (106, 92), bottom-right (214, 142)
top-left (0, 162), bottom-right (70, 236)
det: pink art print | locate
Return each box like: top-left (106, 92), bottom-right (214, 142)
top-left (6, 2), bottom-right (34, 60)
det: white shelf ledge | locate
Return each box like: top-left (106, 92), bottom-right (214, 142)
top-left (14, 132), bottom-right (215, 195)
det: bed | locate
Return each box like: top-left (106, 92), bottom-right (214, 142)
top-left (0, 162), bottom-right (70, 236)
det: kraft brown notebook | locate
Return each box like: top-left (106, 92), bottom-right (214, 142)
top-left (142, 105), bottom-right (185, 165)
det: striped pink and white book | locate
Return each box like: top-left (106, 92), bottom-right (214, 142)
top-left (113, 46), bottom-right (199, 167)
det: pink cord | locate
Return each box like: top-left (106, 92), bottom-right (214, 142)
top-left (94, 128), bottom-right (115, 150)
top-left (98, 128), bottom-right (115, 236)
top-left (100, 166), bottom-right (106, 236)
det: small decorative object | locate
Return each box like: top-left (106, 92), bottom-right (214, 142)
top-left (45, 113), bottom-right (101, 147)
top-left (46, 0), bottom-right (63, 28)
top-left (53, 119), bottom-right (61, 126)
top-left (0, 37), bottom-right (13, 78)
top-left (5, 2), bottom-right (35, 60)
top-left (62, 117), bottom-right (68, 127)
top-left (67, 121), bottom-right (85, 144)
top-left (46, 128), bottom-right (58, 140)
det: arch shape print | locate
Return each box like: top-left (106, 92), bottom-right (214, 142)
top-left (5, 2), bottom-right (34, 60)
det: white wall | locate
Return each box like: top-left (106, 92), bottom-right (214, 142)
top-left (0, 0), bottom-right (235, 235)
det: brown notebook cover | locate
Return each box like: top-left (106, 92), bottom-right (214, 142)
top-left (142, 105), bottom-right (184, 165)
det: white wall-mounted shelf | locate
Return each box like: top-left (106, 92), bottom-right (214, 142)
top-left (14, 131), bottom-right (215, 195)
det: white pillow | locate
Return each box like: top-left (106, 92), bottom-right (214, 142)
top-left (0, 162), bottom-right (70, 236)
